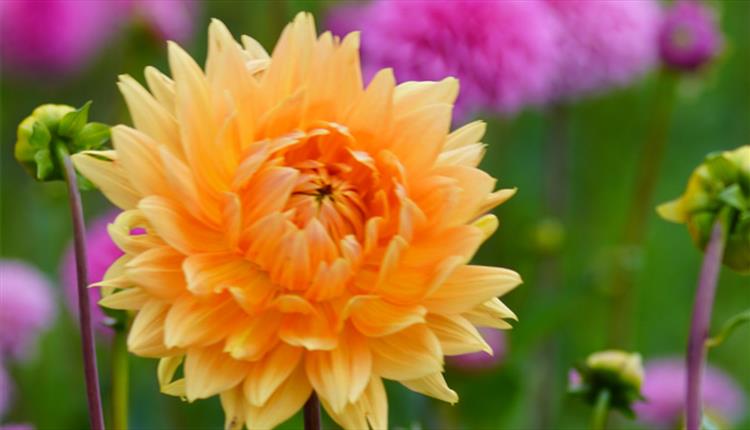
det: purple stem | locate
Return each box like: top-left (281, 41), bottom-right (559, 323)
top-left (685, 221), bottom-right (726, 430)
top-left (60, 149), bottom-right (106, 430)
top-left (303, 393), bottom-right (322, 430)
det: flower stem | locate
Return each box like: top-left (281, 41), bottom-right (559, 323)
top-left (111, 325), bottom-right (129, 430)
top-left (686, 221), bottom-right (726, 430)
top-left (303, 393), bottom-right (321, 430)
top-left (591, 389), bottom-right (611, 430)
top-left (57, 145), bottom-right (105, 430)
top-left (609, 69), bottom-right (678, 347)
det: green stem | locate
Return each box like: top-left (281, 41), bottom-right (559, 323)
top-left (591, 389), bottom-right (611, 430)
top-left (112, 326), bottom-right (130, 430)
top-left (609, 69), bottom-right (679, 347)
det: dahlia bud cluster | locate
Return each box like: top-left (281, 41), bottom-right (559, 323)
top-left (15, 102), bottom-right (109, 185)
top-left (570, 350), bottom-right (645, 417)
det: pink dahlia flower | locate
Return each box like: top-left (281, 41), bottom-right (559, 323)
top-left (545, 0), bottom-right (662, 100)
top-left (126, 0), bottom-right (197, 43)
top-left (327, 0), bottom-right (562, 118)
top-left (0, 261), bottom-right (55, 360)
top-left (60, 212), bottom-right (124, 335)
top-left (448, 328), bottom-right (506, 371)
top-left (0, 424), bottom-right (34, 430)
top-left (0, 0), bottom-right (121, 75)
top-left (659, 0), bottom-right (722, 71)
top-left (634, 358), bottom-right (746, 427)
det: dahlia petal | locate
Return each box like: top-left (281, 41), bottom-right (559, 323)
top-left (432, 165), bottom-right (498, 225)
top-left (107, 210), bottom-right (162, 255)
top-left (279, 308), bottom-right (338, 351)
top-left (224, 312), bottom-right (281, 361)
top-left (321, 375), bottom-right (388, 430)
top-left (240, 35), bottom-right (270, 61)
top-left (126, 246), bottom-right (186, 300)
top-left (91, 254), bottom-right (131, 293)
top-left (401, 372), bottom-right (458, 404)
top-left (98, 287), bottom-right (149, 311)
top-left (370, 325), bottom-right (442, 380)
top-left (263, 12), bottom-right (316, 103)
top-left (463, 297), bottom-right (517, 329)
top-left (376, 236), bottom-right (408, 288)
top-left (169, 41), bottom-right (229, 193)
top-left (401, 225), bottom-right (484, 267)
top-left (158, 146), bottom-right (222, 225)
top-left (306, 328), bottom-right (371, 412)
top-left (443, 121), bottom-right (486, 151)
top-left (427, 314), bottom-right (491, 355)
top-left (128, 300), bottom-right (174, 357)
top-left (244, 362), bottom-right (311, 430)
top-left (423, 265), bottom-right (522, 314)
top-left (144, 66), bottom-right (176, 115)
top-left (164, 294), bottom-right (243, 348)
top-left (157, 355), bottom-right (185, 396)
top-left (243, 343), bottom-right (303, 406)
top-left (222, 192), bottom-right (242, 248)
top-left (241, 166), bottom-right (299, 226)
top-left (471, 214), bottom-right (499, 240)
top-left (183, 252), bottom-right (264, 295)
top-left (390, 103), bottom-right (452, 173)
top-left (345, 295), bottom-right (426, 337)
top-left (436, 143), bottom-right (486, 168)
top-left (220, 386), bottom-right (247, 430)
top-left (184, 344), bottom-right (249, 401)
top-left (139, 195), bottom-right (226, 254)
top-left (393, 78), bottom-right (459, 117)
top-left (346, 68), bottom-right (395, 150)
top-left (112, 125), bottom-right (172, 197)
top-left (72, 151), bottom-right (140, 209)
top-left (117, 74), bottom-right (182, 157)
top-left (479, 188), bottom-right (517, 214)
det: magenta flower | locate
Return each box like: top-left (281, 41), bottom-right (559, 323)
top-left (634, 358), bottom-right (746, 427)
top-left (0, 261), bottom-right (55, 360)
top-left (544, 0), bottom-right (662, 100)
top-left (0, 0), bottom-right (121, 75)
top-left (327, 0), bottom-right (562, 118)
top-left (0, 364), bottom-right (9, 420)
top-left (126, 0), bottom-right (197, 43)
top-left (60, 212), bottom-right (124, 335)
top-left (448, 328), bottom-right (507, 371)
top-left (659, 0), bottom-right (722, 71)
top-left (0, 424), bottom-right (34, 430)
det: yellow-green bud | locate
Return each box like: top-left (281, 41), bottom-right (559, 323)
top-left (14, 102), bottom-right (110, 184)
top-left (658, 146), bottom-right (750, 273)
top-left (570, 350), bottom-right (644, 417)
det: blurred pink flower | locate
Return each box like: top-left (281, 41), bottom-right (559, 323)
top-left (126, 0), bottom-right (197, 43)
top-left (0, 0), bottom-right (121, 75)
top-left (545, 0), bottom-right (662, 100)
top-left (0, 261), bottom-right (55, 360)
top-left (327, 0), bottom-right (562, 118)
top-left (0, 364), bottom-right (9, 419)
top-left (0, 424), bottom-right (33, 430)
top-left (448, 328), bottom-right (507, 371)
top-left (60, 212), bottom-right (123, 335)
top-left (634, 358), bottom-right (746, 427)
top-left (659, 0), bottom-right (722, 71)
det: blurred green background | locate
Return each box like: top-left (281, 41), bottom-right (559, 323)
top-left (1, 1), bottom-right (748, 429)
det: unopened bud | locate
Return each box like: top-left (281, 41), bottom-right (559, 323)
top-left (570, 350), bottom-right (644, 417)
top-left (658, 146), bottom-right (750, 273)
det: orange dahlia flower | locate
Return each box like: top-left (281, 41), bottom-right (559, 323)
top-left (73, 13), bottom-right (521, 430)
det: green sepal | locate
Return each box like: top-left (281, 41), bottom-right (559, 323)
top-left (72, 122), bottom-right (110, 151)
top-left (34, 148), bottom-right (55, 180)
top-left (58, 101), bottom-right (92, 138)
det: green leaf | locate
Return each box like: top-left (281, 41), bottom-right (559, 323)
top-left (706, 308), bottom-right (750, 348)
top-left (717, 184), bottom-right (747, 211)
top-left (58, 101), bottom-right (91, 138)
top-left (72, 122), bottom-right (110, 150)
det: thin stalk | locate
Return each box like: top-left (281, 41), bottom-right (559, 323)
top-left (686, 221), bottom-right (726, 430)
top-left (58, 145), bottom-right (105, 430)
top-left (111, 326), bottom-right (129, 430)
top-left (591, 389), bottom-right (611, 430)
top-left (303, 393), bottom-right (321, 430)
top-left (609, 70), bottom-right (679, 346)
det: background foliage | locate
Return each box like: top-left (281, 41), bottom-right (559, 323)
top-left (1, 1), bottom-right (748, 429)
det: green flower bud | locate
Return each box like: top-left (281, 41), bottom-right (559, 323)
top-left (570, 350), bottom-right (644, 417)
top-left (658, 146), bottom-right (750, 273)
top-left (14, 102), bottom-right (110, 184)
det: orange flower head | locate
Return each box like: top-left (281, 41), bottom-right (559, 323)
top-left (73, 13), bottom-right (521, 430)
